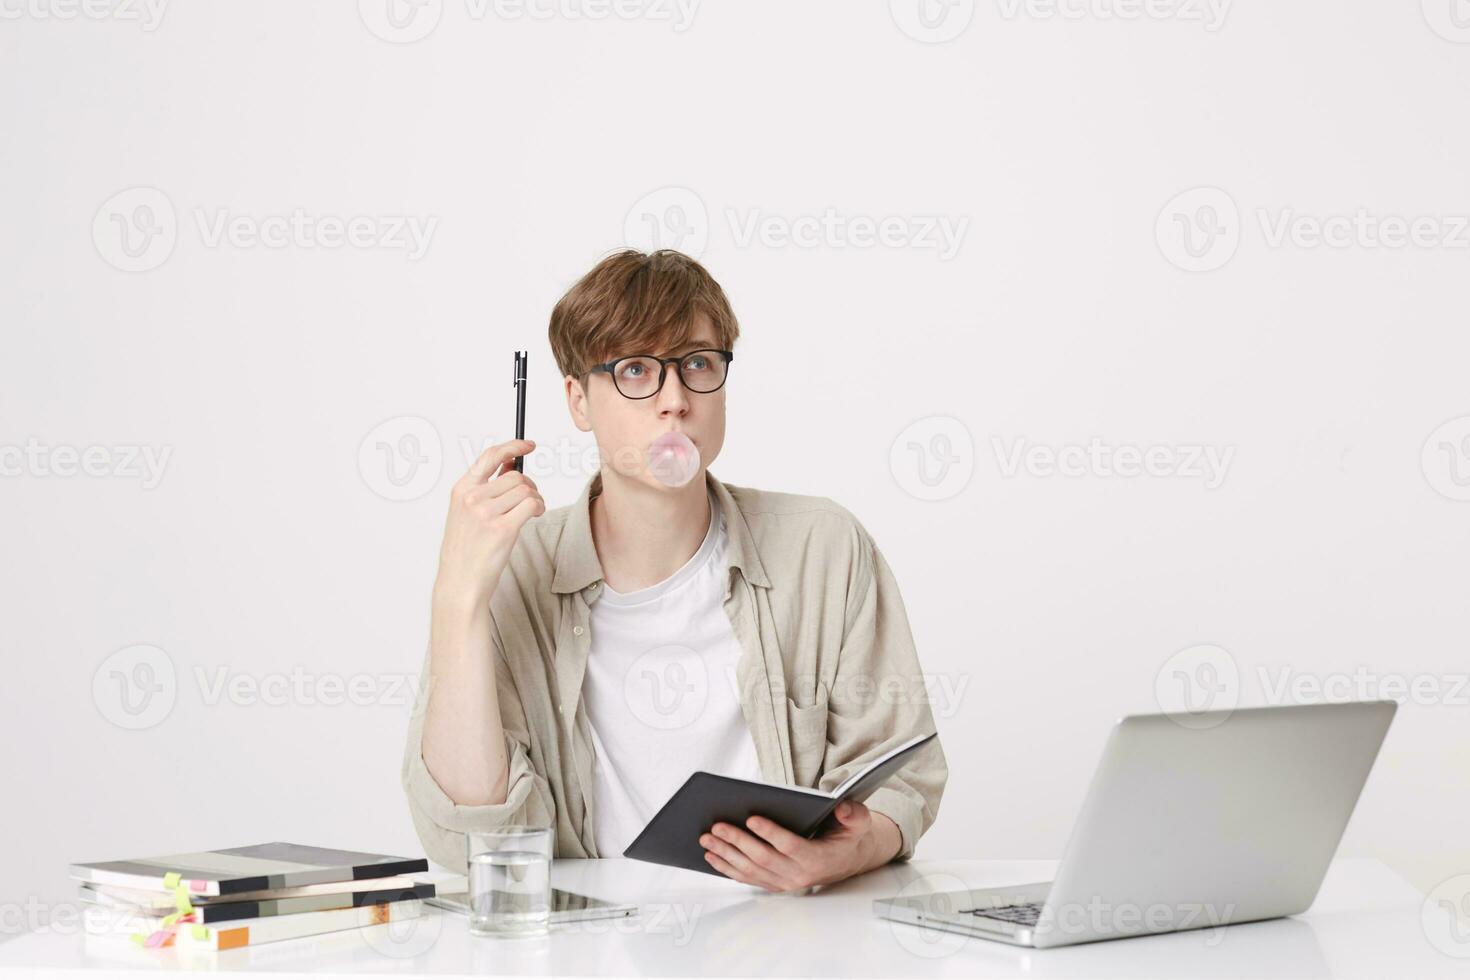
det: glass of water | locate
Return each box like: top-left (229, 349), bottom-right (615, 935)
top-left (466, 826), bottom-right (553, 938)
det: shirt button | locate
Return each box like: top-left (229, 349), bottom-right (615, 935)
top-left (573, 626), bottom-right (584, 636)
top-left (588, 583), bottom-right (598, 592)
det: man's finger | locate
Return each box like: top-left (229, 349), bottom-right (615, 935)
top-left (704, 850), bottom-right (763, 888)
top-left (833, 801), bottom-right (871, 830)
top-left (743, 815), bottom-right (812, 860)
top-left (466, 440), bottom-right (535, 484)
top-left (709, 824), bottom-right (801, 880)
top-left (700, 835), bottom-right (784, 891)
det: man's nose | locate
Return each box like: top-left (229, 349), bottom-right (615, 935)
top-left (655, 366), bottom-right (691, 415)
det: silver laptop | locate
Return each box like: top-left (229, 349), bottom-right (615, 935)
top-left (873, 700), bottom-right (1396, 948)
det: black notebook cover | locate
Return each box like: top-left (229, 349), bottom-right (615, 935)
top-left (622, 731), bottom-right (937, 877)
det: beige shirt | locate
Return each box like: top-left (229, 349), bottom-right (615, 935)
top-left (402, 469), bottom-right (949, 874)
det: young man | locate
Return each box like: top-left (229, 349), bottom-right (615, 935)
top-left (403, 250), bottom-right (947, 892)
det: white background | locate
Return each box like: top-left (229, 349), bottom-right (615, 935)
top-left (3, 0), bottom-right (1469, 936)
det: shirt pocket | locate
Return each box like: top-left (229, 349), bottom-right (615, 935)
top-left (785, 690), bottom-right (830, 788)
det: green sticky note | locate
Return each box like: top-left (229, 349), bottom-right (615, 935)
top-left (191, 925), bottom-right (208, 941)
top-left (162, 872), bottom-right (181, 889)
top-left (129, 932), bottom-right (146, 947)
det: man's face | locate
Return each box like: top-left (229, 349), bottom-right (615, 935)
top-left (566, 314), bottom-right (727, 490)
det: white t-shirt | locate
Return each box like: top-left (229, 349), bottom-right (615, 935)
top-left (582, 487), bottom-right (763, 856)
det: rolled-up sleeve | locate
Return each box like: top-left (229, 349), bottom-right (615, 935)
top-left (401, 635), bottom-right (556, 873)
top-left (816, 523), bottom-right (949, 863)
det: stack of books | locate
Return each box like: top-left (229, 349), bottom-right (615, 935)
top-left (71, 842), bottom-right (434, 950)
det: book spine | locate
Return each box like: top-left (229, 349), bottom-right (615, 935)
top-left (179, 900), bottom-right (424, 950)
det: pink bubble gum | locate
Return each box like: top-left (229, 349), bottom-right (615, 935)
top-left (646, 431), bottom-right (701, 487)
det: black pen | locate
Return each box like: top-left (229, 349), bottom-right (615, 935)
top-left (512, 350), bottom-right (528, 473)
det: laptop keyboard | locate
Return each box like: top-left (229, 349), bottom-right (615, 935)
top-left (963, 902), bottom-right (1043, 927)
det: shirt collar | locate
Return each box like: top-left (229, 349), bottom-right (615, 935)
top-left (551, 469), bottom-right (771, 594)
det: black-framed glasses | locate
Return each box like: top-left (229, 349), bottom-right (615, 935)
top-left (586, 349), bottom-right (734, 400)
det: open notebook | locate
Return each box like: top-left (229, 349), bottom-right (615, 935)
top-left (623, 731), bottom-right (937, 877)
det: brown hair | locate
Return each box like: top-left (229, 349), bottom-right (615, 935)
top-left (548, 249), bottom-right (740, 380)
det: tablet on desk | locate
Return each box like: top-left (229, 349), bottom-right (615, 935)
top-left (427, 887), bottom-right (637, 924)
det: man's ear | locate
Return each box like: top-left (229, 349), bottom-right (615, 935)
top-left (565, 374), bottom-right (593, 433)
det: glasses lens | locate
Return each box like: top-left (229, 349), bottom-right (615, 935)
top-left (613, 356), bottom-right (663, 398)
top-left (679, 350), bottom-right (727, 392)
top-left (610, 351), bottom-right (727, 398)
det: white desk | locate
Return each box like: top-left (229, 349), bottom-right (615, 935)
top-left (0, 858), bottom-right (1458, 978)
